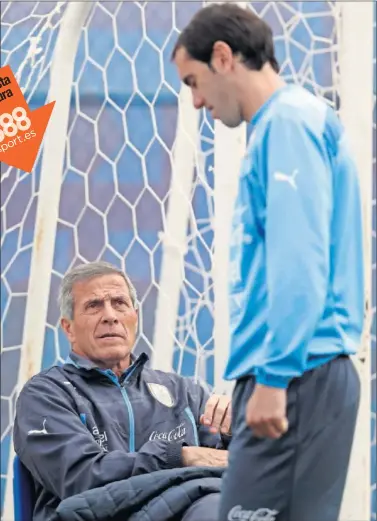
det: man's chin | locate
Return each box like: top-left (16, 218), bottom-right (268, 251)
top-left (96, 344), bottom-right (132, 364)
top-left (222, 117), bottom-right (243, 129)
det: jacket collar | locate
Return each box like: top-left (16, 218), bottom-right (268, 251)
top-left (64, 351), bottom-right (149, 383)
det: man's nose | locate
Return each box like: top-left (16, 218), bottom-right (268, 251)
top-left (192, 92), bottom-right (205, 110)
top-left (101, 303), bottom-right (119, 323)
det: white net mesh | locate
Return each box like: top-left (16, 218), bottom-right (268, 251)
top-left (0, 1), bottom-right (374, 518)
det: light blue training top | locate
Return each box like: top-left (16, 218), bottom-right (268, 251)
top-left (224, 84), bottom-right (364, 388)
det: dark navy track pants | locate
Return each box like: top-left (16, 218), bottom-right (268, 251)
top-left (219, 355), bottom-right (360, 521)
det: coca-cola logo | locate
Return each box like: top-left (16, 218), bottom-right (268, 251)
top-left (227, 506), bottom-right (278, 521)
top-left (149, 422), bottom-right (186, 442)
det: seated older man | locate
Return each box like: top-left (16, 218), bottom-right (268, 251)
top-left (14, 261), bottom-right (231, 521)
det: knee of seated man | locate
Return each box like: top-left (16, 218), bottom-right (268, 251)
top-left (181, 493), bottom-right (220, 521)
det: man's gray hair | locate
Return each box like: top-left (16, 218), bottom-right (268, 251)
top-left (58, 261), bottom-right (138, 319)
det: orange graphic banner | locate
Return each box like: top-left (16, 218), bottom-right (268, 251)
top-left (0, 65), bottom-right (55, 173)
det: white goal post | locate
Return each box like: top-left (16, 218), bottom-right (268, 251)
top-left (3, 3), bottom-right (93, 519)
top-left (338, 3), bottom-right (374, 520)
top-left (1, 2), bottom-right (374, 520)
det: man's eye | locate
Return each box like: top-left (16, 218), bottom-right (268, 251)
top-left (114, 299), bottom-right (127, 306)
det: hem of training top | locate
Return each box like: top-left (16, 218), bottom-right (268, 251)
top-left (255, 372), bottom-right (291, 389)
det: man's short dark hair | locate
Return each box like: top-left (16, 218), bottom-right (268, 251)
top-left (172, 3), bottom-right (279, 73)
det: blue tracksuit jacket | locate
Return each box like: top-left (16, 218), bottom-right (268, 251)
top-left (13, 352), bottom-right (229, 521)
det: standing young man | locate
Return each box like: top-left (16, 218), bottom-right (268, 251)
top-left (172, 4), bottom-right (364, 521)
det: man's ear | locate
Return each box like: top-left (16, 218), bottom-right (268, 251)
top-left (211, 41), bottom-right (234, 73)
top-left (61, 317), bottom-right (75, 343)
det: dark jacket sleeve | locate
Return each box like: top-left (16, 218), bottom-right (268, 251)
top-left (13, 375), bottom-right (184, 500)
top-left (185, 378), bottom-right (231, 450)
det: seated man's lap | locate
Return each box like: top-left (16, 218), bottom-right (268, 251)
top-left (181, 493), bottom-right (220, 521)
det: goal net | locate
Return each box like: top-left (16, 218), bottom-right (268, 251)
top-left (0, 2), bottom-right (375, 520)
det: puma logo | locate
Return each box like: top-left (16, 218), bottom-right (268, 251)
top-left (28, 418), bottom-right (48, 436)
top-left (274, 169), bottom-right (299, 190)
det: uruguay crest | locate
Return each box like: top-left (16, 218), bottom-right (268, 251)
top-left (147, 383), bottom-right (174, 408)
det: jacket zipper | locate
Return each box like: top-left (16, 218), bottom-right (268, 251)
top-left (99, 370), bottom-right (136, 453)
top-left (66, 354), bottom-right (147, 454)
top-left (184, 407), bottom-right (199, 446)
top-left (119, 385), bottom-right (135, 452)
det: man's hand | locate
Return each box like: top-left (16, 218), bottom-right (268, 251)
top-left (200, 394), bottom-right (231, 435)
top-left (182, 446), bottom-right (228, 468)
top-left (246, 384), bottom-right (288, 439)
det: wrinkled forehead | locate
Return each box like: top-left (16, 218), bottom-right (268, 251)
top-left (73, 274), bottom-right (130, 302)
